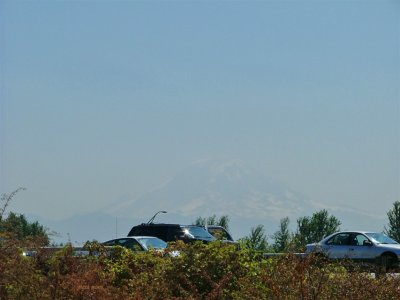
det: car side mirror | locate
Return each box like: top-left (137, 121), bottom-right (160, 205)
top-left (363, 240), bottom-right (373, 246)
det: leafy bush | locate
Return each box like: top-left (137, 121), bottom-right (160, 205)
top-left (1, 237), bottom-right (400, 299)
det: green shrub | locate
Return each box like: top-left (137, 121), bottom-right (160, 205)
top-left (1, 237), bottom-right (400, 299)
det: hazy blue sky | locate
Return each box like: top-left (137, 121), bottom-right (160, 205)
top-left (1, 1), bottom-right (399, 222)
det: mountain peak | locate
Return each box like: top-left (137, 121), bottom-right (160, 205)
top-left (107, 159), bottom-right (313, 221)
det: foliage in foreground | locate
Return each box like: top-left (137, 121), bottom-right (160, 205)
top-left (1, 238), bottom-right (400, 300)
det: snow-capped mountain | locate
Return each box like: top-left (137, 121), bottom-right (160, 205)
top-left (34, 159), bottom-right (387, 244)
top-left (106, 159), bottom-right (314, 222)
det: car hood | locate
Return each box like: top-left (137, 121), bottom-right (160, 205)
top-left (375, 243), bottom-right (400, 250)
top-left (306, 243), bottom-right (320, 249)
top-left (305, 243), bottom-right (321, 253)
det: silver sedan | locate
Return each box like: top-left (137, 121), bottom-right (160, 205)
top-left (102, 236), bottom-right (180, 257)
top-left (103, 236), bottom-right (168, 251)
top-left (306, 231), bottom-right (400, 269)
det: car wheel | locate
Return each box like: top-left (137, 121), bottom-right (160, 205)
top-left (313, 252), bottom-right (329, 266)
top-left (379, 253), bottom-right (396, 273)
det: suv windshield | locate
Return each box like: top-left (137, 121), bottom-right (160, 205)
top-left (365, 232), bottom-right (399, 244)
top-left (182, 226), bottom-right (216, 240)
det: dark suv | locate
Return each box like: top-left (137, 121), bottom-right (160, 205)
top-left (127, 223), bottom-right (216, 243)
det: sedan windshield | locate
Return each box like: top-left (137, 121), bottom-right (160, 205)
top-left (137, 237), bottom-right (168, 250)
top-left (365, 232), bottom-right (399, 244)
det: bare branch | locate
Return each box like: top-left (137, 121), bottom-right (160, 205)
top-left (0, 187), bottom-right (27, 218)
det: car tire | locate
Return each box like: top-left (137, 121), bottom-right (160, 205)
top-left (313, 252), bottom-right (329, 266)
top-left (379, 253), bottom-right (396, 273)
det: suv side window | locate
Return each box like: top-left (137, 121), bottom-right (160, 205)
top-left (152, 226), bottom-right (169, 241)
top-left (128, 224), bottom-right (214, 243)
top-left (167, 226), bottom-right (183, 241)
top-left (130, 226), bottom-right (151, 236)
top-left (128, 225), bottom-right (177, 242)
top-left (207, 228), bottom-right (232, 241)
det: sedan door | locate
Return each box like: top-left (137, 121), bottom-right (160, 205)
top-left (323, 232), bottom-right (353, 259)
top-left (347, 233), bottom-right (377, 261)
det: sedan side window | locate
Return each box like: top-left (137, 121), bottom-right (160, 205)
top-left (353, 234), bottom-right (370, 246)
top-left (103, 240), bottom-right (115, 246)
top-left (326, 233), bottom-right (351, 245)
top-left (117, 239), bottom-right (143, 251)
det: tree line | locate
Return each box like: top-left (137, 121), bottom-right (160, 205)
top-left (1, 188), bottom-right (400, 251)
top-left (194, 210), bottom-right (341, 252)
top-left (0, 188), bottom-right (48, 244)
top-left (195, 204), bottom-right (400, 253)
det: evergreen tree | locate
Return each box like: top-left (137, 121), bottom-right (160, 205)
top-left (217, 215), bottom-right (230, 231)
top-left (1, 212), bottom-right (49, 243)
top-left (194, 214), bottom-right (230, 231)
top-left (241, 225), bottom-right (269, 251)
top-left (272, 217), bottom-right (292, 252)
top-left (384, 201), bottom-right (400, 242)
